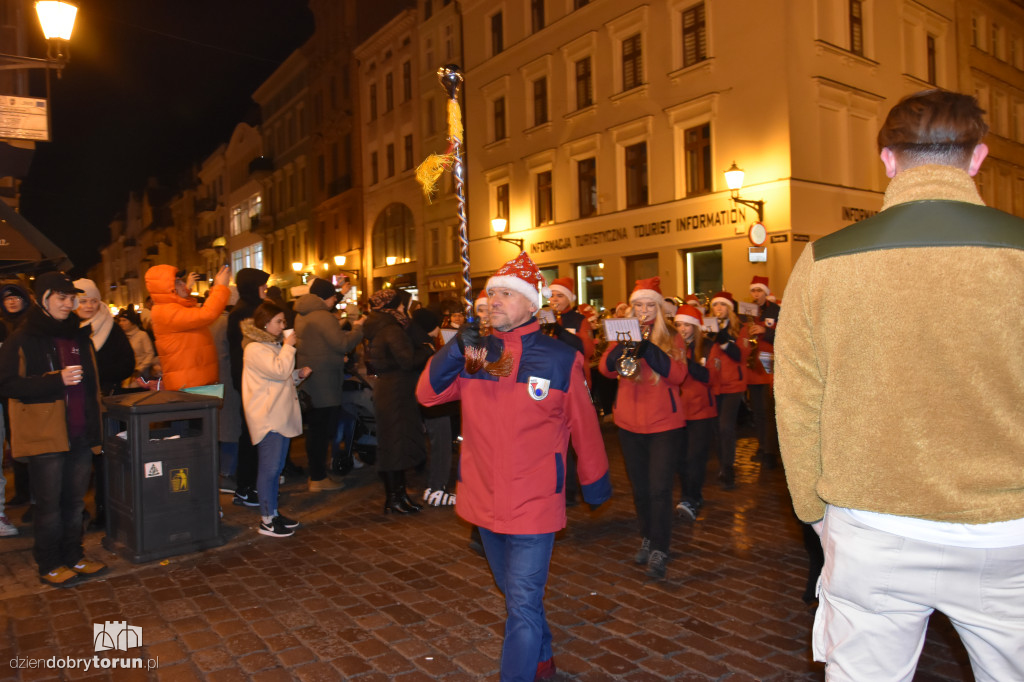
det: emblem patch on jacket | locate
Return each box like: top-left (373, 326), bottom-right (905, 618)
top-left (528, 376), bottom-right (550, 401)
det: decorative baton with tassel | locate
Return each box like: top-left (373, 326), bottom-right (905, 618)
top-left (416, 65), bottom-right (511, 376)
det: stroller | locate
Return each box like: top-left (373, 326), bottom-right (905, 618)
top-left (332, 373), bottom-right (378, 475)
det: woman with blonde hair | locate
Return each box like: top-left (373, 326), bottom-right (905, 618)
top-left (599, 277), bottom-right (687, 580)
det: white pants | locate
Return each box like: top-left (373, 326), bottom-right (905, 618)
top-left (814, 506), bottom-right (1024, 682)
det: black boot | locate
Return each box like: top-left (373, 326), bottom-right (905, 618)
top-left (396, 470), bottom-right (422, 512)
top-left (381, 472), bottom-right (417, 514)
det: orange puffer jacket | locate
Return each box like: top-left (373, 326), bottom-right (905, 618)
top-left (144, 264), bottom-right (230, 390)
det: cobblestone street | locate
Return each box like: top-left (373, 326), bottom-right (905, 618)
top-left (1, 423), bottom-right (975, 680)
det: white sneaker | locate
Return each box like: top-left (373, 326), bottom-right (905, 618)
top-left (0, 514), bottom-right (18, 537)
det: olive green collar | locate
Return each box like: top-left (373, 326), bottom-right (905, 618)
top-left (881, 165), bottom-right (984, 211)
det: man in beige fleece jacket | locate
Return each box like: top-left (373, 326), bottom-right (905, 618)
top-left (776, 89), bottom-right (1024, 681)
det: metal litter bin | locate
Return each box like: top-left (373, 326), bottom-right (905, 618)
top-left (101, 391), bottom-right (225, 563)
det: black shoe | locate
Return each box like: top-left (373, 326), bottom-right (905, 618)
top-left (218, 475), bottom-right (237, 494)
top-left (258, 516), bottom-right (294, 537)
top-left (277, 514), bottom-right (300, 529)
top-left (233, 487), bottom-right (259, 507)
top-left (282, 461), bottom-right (304, 477)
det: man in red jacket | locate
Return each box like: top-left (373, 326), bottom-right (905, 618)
top-left (417, 252), bottom-right (611, 682)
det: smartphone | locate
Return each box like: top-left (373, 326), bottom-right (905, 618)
top-left (195, 274), bottom-right (208, 282)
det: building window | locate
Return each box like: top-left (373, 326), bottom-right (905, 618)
top-left (578, 157), bottom-right (597, 218)
top-left (494, 97), bottom-right (507, 140)
top-left (926, 34), bottom-right (937, 84)
top-left (849, 0), bottom-right (864, 56)
top-left (386, 144), bottom-right (395, 178)
top-left (372, 203), bottom-right (416, 267)
top-left (496, 183), bottom-right (509, 219)
top-left (536, 171), bottom-right (553, 225)
top-left (424, 0), bottom-right (432, 20)
top-left (576, 261), bottom-right (603, 309)
top-left (625, 253), bottom-right (658, 289)
top-left (684, 123), bottom-right (711, 196)
top-left (317, 154), bottom-right (326, 191)
top-left (402, 61), bottom-right (412, 101)
top-left (369, 83), bottom-right (377, 121)
top-left (491, 12), bottom-right (504, 55)
top-left (574, 0), bottom-right (590, 7)
top-left (622, 33), bottom-right (642, 91)
top-left (684, 246), bottom-right (722, 295)
top-left (371, 152), bottom-right (379, 184)
top-left (971, 15), bottom-right (979, 48)
top-left (404, 134), bottom-right (414, 171)
top-left (534, 77), bottom-right (548, 125)
top-left (531, 0), bottom-right (544, 33)
top-left (992, 23), bottom-right (1001, 59)
top-left (385, 73), bottom-right (394, 112)
top-left (625, 142), bottom-right (648, 208)
top-left (575, 57), bottom-right (593, 109)
top-left (426, 98), bottom-right (436, 135)
top-left (682, 3), bottom-right (707, 67)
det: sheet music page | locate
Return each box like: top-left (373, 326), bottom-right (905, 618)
top-left (737, 301), bottom-right (759, 317)
top-left (603, 317), bottom-right (642, 343)
top-left (440, 329), bottom-right (457, 344)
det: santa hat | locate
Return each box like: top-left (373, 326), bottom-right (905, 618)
top-left (629, 277), bottom-right (662, 305)
top-left (474, 289), bottom-right (488, 310)
top-left (684, 294), bottom-right (700, 305)
top-left (674, 304), bottom-right (703, 328)
top-left (711, 291), bottom-right (735, 309)
top-left (577, 303), bottom-right (597, 321)
top-left (548, 277), bottom-right (576, 302)
top-left (750, 276), bottom-right (770, 294)
top-left (486, 251), bottom-right (550, 303)
top-left (767, 294), bottom-right (778, 303)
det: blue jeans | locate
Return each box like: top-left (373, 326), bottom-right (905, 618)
top-left (478, 528), bottom-right (556, 682)
top-left (26, 437), bottom-right (93, 574)
top-left (256, 432), bottom-right (290, 518)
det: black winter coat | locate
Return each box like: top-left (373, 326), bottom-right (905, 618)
top-left (363, 311), bottom-right (433, 472)
top-left (0, 306), bottom-right (103, 455)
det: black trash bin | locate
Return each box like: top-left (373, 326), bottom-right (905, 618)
top-left (101, 391), bottom-right (225, 563)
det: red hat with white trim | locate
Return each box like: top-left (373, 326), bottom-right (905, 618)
top-left (629, 276), bottom-right (662, 305)
top-left (711, 291), bottom-right (735, 309)
top-left (474, 289), bottom-right (488, 311)
top-left (486, 252), bottom-right (551, 302)
top-left (684, 293), bottom-right (700, 305)
top-left (548, 277), bottom-right (576, 302)
top-left (675, 304), bottom-right (703, 328)
top-left (750, 276), bottom-right (770, 294)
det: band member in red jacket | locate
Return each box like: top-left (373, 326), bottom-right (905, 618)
top-left (707, 291), bottom-right (749, 490)
top-left (674, 304), bottom-right (717, 520)
top-left (417, 252), bottom-right (610, 682)
top-left (741, 276), bottom-right (781, 468)
top-left (600, 277), bottom-right (688, 580)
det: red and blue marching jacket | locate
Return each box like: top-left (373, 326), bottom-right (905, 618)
top-left (416, 318), bottom-right (612, 535)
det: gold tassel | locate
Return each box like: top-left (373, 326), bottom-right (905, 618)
top-left (416, 99), bottom-right (465, 201)
top-left (416, 153), bottom-right (452, 200)
top-left (447, 98), bottom-right (463, 144)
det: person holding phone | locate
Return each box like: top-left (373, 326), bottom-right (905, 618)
top-left (144, 263), bottom-right (232, 390)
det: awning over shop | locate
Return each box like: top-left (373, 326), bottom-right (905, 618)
top-left (0, 200), bottom-right (72, 275)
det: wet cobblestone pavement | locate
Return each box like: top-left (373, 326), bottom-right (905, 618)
top-left (1, 422), bottom-right (975, 680)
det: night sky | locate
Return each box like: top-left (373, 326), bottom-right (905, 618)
top-left (17, 0), bottom-right (316, 276)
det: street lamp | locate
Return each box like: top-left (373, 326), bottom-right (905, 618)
top-left (724, 161), bottom-right (765, 223)
top-left (0, 1), bottom-right (78, 77)
top-left (491, 216), bottom-right (524, 252)
top-left (334, 255), bottom-right (346, 267)
top-left (385, 256), bottom-right (397, 266)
